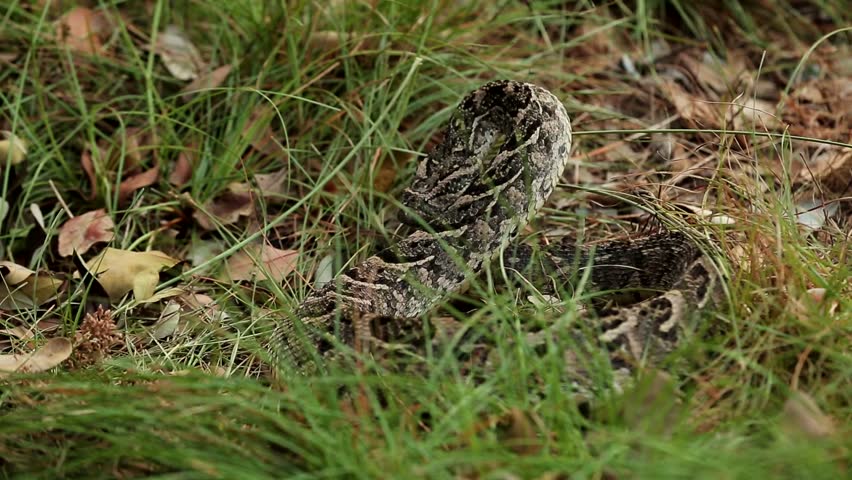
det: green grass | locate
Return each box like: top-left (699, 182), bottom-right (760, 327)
top-left (1, 1), bottom-right (850, 478)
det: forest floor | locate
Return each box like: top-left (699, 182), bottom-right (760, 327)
top-left (0, 1), bottom-right (850, 478)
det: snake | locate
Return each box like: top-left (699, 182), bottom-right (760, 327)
top-left (270, 80), bottom-right (722, 390)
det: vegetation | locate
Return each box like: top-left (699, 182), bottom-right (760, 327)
top-left (0, 1), bottom-right (849, 477)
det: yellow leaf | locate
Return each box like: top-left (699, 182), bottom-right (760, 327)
top-left (0, 261), bottom-right (62, 310)
top-left (0, 131), bottom-right (27, 165)
top-left (85, 248), bottom-right (180, 301)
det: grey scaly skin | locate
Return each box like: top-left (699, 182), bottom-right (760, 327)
top-left (270, 80), bottom-right (721, 380)
top-left (272, 80), bottom-right (571, 368)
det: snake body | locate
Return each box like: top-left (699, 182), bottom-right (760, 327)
top-left (271, 80), bottom-right (720, 382)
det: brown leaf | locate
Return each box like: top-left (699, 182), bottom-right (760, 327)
top-left (728, 97), bottom-right (781, 130)
top-left (56, 7), bottom-right (111, 55)
top-left (118, 162), bottom-right (159, 203)
top-left (180, 65), bottom-right (232, 101)
top-left (169, 148), bottom-right (195, 186)
top-left (374, 161), bottom-right (397, 194)
top-left (113, 127), bottom-right (152, 171)
top-left (808, 148), bottom-right (852, 195)
top-left (155, 25), bottom-right (204, 81)
top-left (84, 248), bottom-right (180, 301)
top-left (253, 169), bottom-right (289, 201)
top-left (499, 408), bottom-right (543, 456)
top-left (660, 80), bottom-right (719, 126)
top-left (80, 148), bottom-right (98, 200)
top-left (58, 209), bottom-right (115, 257)
top-left (192, 183), bottom-right (254, 230)
top-left (226, 244), bottom-right (298, 283)
top-left (243, 105), bottom-right (280, 155)
top-left (0, 338), bottom-right (73, 375)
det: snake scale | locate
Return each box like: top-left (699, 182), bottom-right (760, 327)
top-left (271, 80), bottom-right (721, 388)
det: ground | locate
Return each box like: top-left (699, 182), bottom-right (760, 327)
top-left (0, 1), bottom-right (850, 478)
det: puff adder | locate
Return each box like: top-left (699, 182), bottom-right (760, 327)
top-left (270, 80), bottom-right (721, 384)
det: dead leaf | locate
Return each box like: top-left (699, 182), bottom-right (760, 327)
top-left (151, 300), bottom-right (181, 339)
top-left (226, 244), bottom-right (298, 282)
top-left (500, 409), bottom-right (543, 455)
top-left (372, 153), bottom-right (398, 194)
top-left (155, 25), bottom-right (204, 81)
top-left (118, 162), bottom-right (159, 203)
top-left (0, 319), bottom-right (61, 340)
top-left (56, 7), bottom-right (110, 55)
top-left (82, 127), bottom-right (159, 201)
top-left (808, 148), bottom-right (852, 195)
top-left (313, 254), bottom-right (335, 289)
top-left (0, 131), bottom-right (27, 165)
top-left (30, 203), bottom-right (45, 230)
top-left (254, 169), bottom-right (288, 201)
top-left (180, 64), bottom-right (232, 100)
top-left (193, 183), bottom-right (254, 230)
top-left (242, 105), bottom-right (280, 155)
top-left (0, 338), bottom-right (73, 375)
top-left (660, 80), bottom-right (719, 126)
top-left (80, 148), bottom-right (98, 199)
top-left (728, 97), bottom-right (781, 130)
top-left (0, 262), bottom-right (62, 310)
top-left (169, 148), bottom-right (195, 186)
top-left (782, 391), bottom-right (836, 439)
top-left (84, 248), bottom-right (180, 301)
top-left (58, 209), bottom-right (115, 256)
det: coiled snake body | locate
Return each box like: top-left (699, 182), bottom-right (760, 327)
top-left (272, 81), bottom-right (720, 385)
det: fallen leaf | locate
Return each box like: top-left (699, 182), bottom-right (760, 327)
top-left (193, 183), bottom-right (254, 230)
top-left (0, 326), bottom-right (33, 340)
top-left (782, 391), bottom-right (836, 439)
top-left (155, 25), bottom-right (204, 81)
top-left (499, 408), bottom-right (543, 456)
top-left (0, 338), bottom-right (73, 375)
top-left (226, 244), bottom-right (298, 282)
top-left (0, 319), bottom-right (61, 340)
top-left (180, 64), bottom-right (232, 100)
top-left (151, 300), bottom-right (181, 339)
top-left (118, 162), bottom-right (159, 203)
top-left (84, 248), bottom-right (180, 301)
top-left (80, 149), bottom-right (98, 199)
top-left (660, 80), bottom-right (719, 126)
top-left (0, 130), bottom-right (27, 165)
top-left (29, 203), bottom-right (45, 230)
top-left (728, 97), bottom-right (781, 130)
top-left (58, 209), bottom-right (115, 256)
top-left (242, 105), bottom-right (280, 155)
top-left (796, 199), bottom-right (839, 230)
top-left (0, 262), bottom-right (63, 310)
top-left (807, 148), bottom-right (852, 195)
top-left (82, 127), bottom-right (159, 201)
top-left (313, 254), bottom-right (335, 289)
top-left (254, 168), bottom-right (289, 201)
top-left (169, 153), bottom-right (193, 186)
top-left (56, 7), bottom-right (110, 55)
